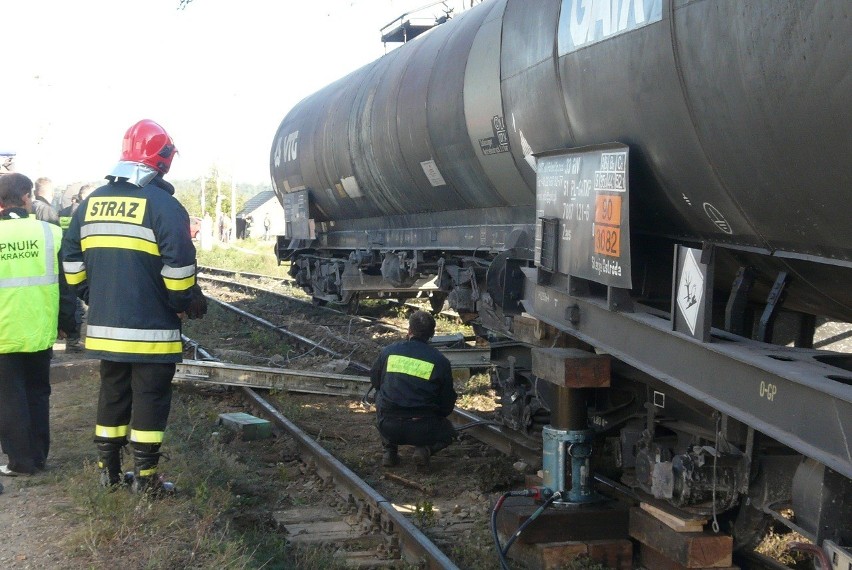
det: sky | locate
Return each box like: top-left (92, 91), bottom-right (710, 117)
top-left (2, 0), bottom-right (474, 187)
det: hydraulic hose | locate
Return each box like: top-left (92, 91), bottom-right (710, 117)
top-left (490, 487), bottom-right (555, 570)
top-left (501, 491), bottom-right (564, 560)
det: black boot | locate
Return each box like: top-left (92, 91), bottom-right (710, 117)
top-left (382, 445), bottom-right (400, 467)
top-left (97, 442), bottom-right (125, 488)
top-left (131, 447), bottom-right (175, 496)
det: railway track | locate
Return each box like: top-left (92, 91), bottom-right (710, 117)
top-left (195, 278), bottom-right (540, 458)
top-left (198, 265), bottom-right (461, 322)
top-left (184, 276), bottom-right (811, 569)
top-left (184, 342), bottom-right (460, 568)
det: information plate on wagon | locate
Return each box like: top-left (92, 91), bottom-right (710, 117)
top-left (534, 144), bottom-right (632, 288)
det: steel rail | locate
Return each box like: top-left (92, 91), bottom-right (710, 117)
top-left (181, 336), bottom-right (459, 567)
top-left (449, 408), bottom-right (541, 467)
top-left (205, 296), bottom-right (371, 373)
top-left (242, 387), bottom-right (461, 570)
top-left (198, 265), bottom-right (458, 323)
top-left (198, 297), bottom-right (541, 464)
top-left (197, 271), bottom-right (407, 333)
top-left (175, 359), bottom-right (370, 397)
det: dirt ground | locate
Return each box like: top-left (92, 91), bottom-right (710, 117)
top-left (0, 310), bottom-right (521, 570)
top-left (0, 343), bottom-right (92, 568)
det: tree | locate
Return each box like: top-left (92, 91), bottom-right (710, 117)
top-left (173, 165), bottom-right (255, 219)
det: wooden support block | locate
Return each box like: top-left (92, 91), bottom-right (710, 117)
top-left (508, 539), bottom-right (632, 570)
top-left (639, 544), bottom-right (740, 570)
top-left (586, 539), bottom-right (634, 570)
top-left (640, 502), bottom-right (707, 532)
top-left (513, 314), bottom-right (550, 344)
top-left (532, 347), bottom-right (610, 388)
top-left (497, 497), bottom-right (629, 544)
top-left (630, 507), bottom-right (732, 568)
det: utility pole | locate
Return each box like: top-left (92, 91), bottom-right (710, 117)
top-left (215, 175), bottom-right (222, 242)
top-left (230, 174), bottom-right (236, 243)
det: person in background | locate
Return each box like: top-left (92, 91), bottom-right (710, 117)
top-left (263, 212), bottom-right (271, 240)
top-left (370, 310), bottom-right (457, 468)
top-left (244, 214), bottom-right (253, 239)
top-left (62, 120), bottom-right (208, 494)
top-left (57, 184), bottom-right (97, 352)
top-left (0, 173), bottom-right (71, 477)
top-left (58, 184), bottom-right (95, 228)
top-left (31, 177), bottom-right (58, 224)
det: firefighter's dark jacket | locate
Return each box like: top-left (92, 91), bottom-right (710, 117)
top-left (370, 338), bottom-right (457, 418)
top-left (61, 179), bottom-right (196, 363)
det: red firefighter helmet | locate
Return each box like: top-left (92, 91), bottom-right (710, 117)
top-left (119, 120), bottom-right (177, 174)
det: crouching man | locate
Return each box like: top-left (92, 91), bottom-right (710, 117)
top-left (371, 310), bottom-right (457, 467)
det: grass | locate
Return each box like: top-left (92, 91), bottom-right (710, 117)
top-left (36, 371), bottom-right (354, 569)
top-left (456, 372), bottom-right (497, 412)
top-left (196, 239), bottom-right (288, 277)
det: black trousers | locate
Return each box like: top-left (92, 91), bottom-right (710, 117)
top-left (377, 414), bottom-right (456, 454)
top-left (0, 350), bottom-right (52, 473)
top-left (96, 361), bottom-right (176, 451)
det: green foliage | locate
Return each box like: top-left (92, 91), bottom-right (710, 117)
top-left (195, 241), bottom-right (287, 276)
top-left (414, 500), bottom-right (436, 527)
top-left (172, 168), bottom-right (269, 219)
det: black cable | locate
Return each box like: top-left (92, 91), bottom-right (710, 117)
top-left (501, 491), bottom-right (563, 559)
top-left (491, 492), bottom-right (514, 570)
top-left (361, 385), bottom-right (376, 406)
top-left (491, 489), bottom-right (548, 569)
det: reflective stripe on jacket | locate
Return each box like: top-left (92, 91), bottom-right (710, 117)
top-left (370, 338), bottom-right (457, 418)
top-left (61, 179), bottom-right (196, 362)
top-left (0, 214), bottom-right (61, 353)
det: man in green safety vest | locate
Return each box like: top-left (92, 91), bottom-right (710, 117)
top-left (0, 172), bottom-right (71, 477)
top-left (370, 310), bottom-right (458, 468)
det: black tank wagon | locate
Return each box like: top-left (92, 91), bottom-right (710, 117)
top-left (271, 0), bottom-right (851, 562)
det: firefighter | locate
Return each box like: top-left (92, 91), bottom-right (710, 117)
top-left (0, 173), bottom-right (70, 477)
top-left (370, 310), bottom-right (457, 467)
top-left (62, 120), bottom-right (207, 494)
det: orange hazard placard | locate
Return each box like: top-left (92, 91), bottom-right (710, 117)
top-left (594, 225), bottom-right (621, 257)
top-left (594, 195), bottom-right (622, 225)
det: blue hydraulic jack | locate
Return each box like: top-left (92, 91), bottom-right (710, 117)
top-left (541, 426), bottom-right (601, 504)
top-left (540, 380), bottom-right (603, 504)
top-left (493, 376), bottom-right (628, 550)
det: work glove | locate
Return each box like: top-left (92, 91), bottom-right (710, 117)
top-left (186, 284), bottom-right (208, 319)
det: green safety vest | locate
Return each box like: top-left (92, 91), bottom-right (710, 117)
top-left (0, 216), bottom-right (62, 353)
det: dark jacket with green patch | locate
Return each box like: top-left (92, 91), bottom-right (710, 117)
top-left (371, 338), bottom-right (457, 418)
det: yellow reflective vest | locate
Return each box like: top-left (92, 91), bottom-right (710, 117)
top-left (0, 211), bottom-right (62, 353)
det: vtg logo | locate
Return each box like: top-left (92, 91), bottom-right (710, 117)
top-left (274, 131), bottom-right (299, 167)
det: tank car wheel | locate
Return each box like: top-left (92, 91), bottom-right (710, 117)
top-left (731, 501), bottom-right (774, 551)
top-left (429, 293), bottom-right (447, 315)
top-left (345, 293), bottom-right (361, 315)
